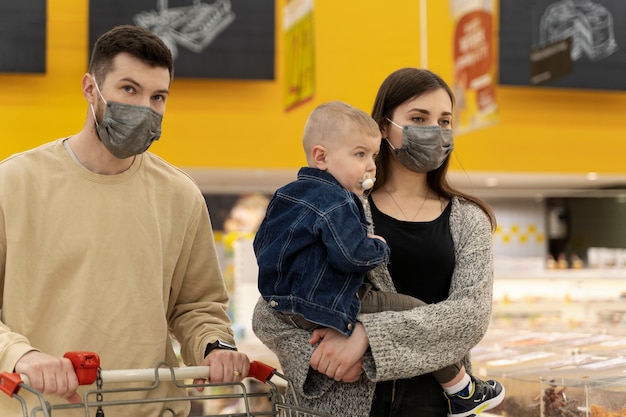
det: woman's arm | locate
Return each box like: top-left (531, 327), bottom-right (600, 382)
top-left (252, 297), bottom-right (377, 416)
top-left (310, 198), bottom-right (494, 382)
top-left (361, 199), bottom-right (494, 381)
top-left (252, 297), bottom-right (334, 397)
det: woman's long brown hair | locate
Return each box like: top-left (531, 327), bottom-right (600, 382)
top-left (371, 68), bottom-right (496, 231)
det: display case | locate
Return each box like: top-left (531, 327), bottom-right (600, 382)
top-left (538, 376), bottom-right (626, 417)
top-left (492, 269), bottom-right (626, 332)
top-left (474, 328), bottom-right (626, 417)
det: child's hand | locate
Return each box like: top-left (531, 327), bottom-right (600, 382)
top-left (368, 233), bottom-right (387, 243)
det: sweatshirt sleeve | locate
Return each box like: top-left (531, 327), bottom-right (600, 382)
top-left (0, 200), bottom-right (39, 372)
top-left (167, 197), bottom-right (235, 366)
top-left (0, 324), bottom-right (38, 373)
top-left (360, 199), bottom-right (494, 382)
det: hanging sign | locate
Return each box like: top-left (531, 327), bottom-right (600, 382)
top-left (283, 0), bottom-right (315, 111)
top-left (450, 0), bottom-right (499, 134)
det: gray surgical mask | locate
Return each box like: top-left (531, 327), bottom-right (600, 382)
top-left (386, 119), bottom-right (454, 173)
top-left (91, 78), bottom-right (163, 159)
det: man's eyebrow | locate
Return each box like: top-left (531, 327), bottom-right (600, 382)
top-left (119, 77), bottom-right (140, 87)
top-left (119, 77), bottom-right (169, 95)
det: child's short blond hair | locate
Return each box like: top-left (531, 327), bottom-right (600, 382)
top-left (302, 101), bottom-right (380, 164)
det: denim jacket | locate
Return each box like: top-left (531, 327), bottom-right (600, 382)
top-left (254, 167), bottom-right (390, 335)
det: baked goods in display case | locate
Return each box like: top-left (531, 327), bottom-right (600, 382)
top-left (473, 329), bottom-right (626, 416)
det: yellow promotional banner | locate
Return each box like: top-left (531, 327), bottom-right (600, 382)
top-left (450, 0), bottom-right (499, 135)
top-left (283, 0), bottom-right (315, 111)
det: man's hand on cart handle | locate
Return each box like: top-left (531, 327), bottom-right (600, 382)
top-left (12, 351), bottom-right (82, 403)
top-left (194, 348), bottom-right (250, 391)
top-left (1, 350), bottom-right (280, 399)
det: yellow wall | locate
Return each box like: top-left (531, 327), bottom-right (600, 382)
top-left (1, 0), bottom-right (625, 175)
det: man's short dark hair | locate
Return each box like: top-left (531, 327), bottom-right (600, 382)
top-left (88, 25), bottom-right (174, 85)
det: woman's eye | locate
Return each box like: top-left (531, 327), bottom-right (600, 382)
top-left (356, 152), bottom-right (365, 158)
top-left (123, 86), bottom-right (135, 93)
top-left (439, 119), bottom-right (451, 127)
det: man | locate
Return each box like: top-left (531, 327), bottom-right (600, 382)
top-left (0, 25), bottom-right (249, 416)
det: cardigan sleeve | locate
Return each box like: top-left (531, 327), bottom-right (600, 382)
top-left (252, 297), bottom-right (334, 397)
top-left (252, 297), bottom-right (377, 416)
top-left (360, 197), bottom-right (494, 382)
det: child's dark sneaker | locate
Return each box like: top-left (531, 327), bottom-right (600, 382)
top-left (444, 376), bottom-right (505, 417)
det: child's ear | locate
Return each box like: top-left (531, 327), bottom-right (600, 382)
top-left (311, 145), bottom-right (328, 170)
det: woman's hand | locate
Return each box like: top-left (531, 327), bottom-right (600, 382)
top-left (309, 322), bottom-right (369, 382)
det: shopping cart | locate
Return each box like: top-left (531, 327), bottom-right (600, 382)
top-left (0, 351), bottom-right (334, 417)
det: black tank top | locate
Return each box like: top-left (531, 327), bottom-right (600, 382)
top-left (369, 197), bottom-right (454, 304)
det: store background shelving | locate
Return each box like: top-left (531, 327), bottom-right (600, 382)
top-left (492, 268), bottom-right (626, 332)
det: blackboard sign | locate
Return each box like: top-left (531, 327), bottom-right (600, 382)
top-left (89, 0), bottom-right (275, 79)
top-left (0, 0), bottom-right (46, 73)
top-left (500, 0), bottom-right (626, 90)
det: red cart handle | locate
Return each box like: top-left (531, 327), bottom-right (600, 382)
top-left (0, 351), bottom-right (99, 397)
top-left (0, 352), bottom-right (278, 398)
top-left (248, 360), bottom-right (277, 382)
top-left (63, 351), bottom-right (101, 385)
top-left (0, 372), bottom-right (23, 397)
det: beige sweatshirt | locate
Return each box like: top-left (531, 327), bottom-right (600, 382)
top-left (0, 139), bottom-right (234, 416)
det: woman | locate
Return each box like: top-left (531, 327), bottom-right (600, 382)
top-left (252, 67), bottom-right (498, 417)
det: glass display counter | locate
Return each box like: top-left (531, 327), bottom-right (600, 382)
top-left (492, 269), bottom-right (626, 332)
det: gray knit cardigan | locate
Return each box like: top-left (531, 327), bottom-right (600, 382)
top-left (252, 196), bottom-right (494, 416)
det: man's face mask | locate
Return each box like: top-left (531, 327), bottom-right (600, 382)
top-left (91, 77), bottom-right (163, 159)
top-left (386, 119), bottom-right (454, 173)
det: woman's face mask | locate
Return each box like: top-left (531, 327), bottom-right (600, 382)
top-left (386, 119), bottom-right (454, 173)
top-left (91, 78), bottom-right (163, 159)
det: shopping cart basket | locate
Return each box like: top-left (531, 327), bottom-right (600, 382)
top-left (0, 351), bottom-right (334, 417)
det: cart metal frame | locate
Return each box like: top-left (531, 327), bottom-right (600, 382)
top-left (0, 352), bottom-right (333, 417)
